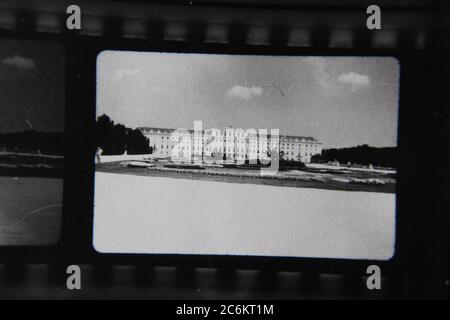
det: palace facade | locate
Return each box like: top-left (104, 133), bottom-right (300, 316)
top-left (138, 127), bottom-right (323, 163)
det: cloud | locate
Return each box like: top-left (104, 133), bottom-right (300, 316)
top-left (113, 68), bottom-right (139, 79)
top-left (337, 71), bottom-right (370, 87)
top-left (1, 55), bottom-right (35, 69)
top-left (227, 85), bottom-right (263, 99)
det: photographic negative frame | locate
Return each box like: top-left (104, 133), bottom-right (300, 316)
top-left (0, 2), bottom-right (446, 296)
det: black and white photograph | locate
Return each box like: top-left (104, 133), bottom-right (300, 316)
top-left (0, 0), bottom-right (446, 303)
top-left (0, 39), bottom-right (65, 246)
top-left (94, 51), bottom-right (399, 260)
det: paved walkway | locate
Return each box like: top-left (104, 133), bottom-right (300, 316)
top-left (98, 154), bottom-right (155, 163)
top-left (94, 172), bottom-right (395, 260)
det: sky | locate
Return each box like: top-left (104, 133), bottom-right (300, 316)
top-left (97, 51), bottom-right (399, 149)
top-left (0, 39), bottom-right (65, 133)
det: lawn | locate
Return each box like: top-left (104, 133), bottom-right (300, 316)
top-left (96, 159), bottom-right (396, 193)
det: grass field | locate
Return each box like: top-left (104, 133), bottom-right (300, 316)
top-left (97, 159), bottom-right (396, 193)
top-left (0, 177), bottom-right (63, 245)
top-left (0, 153), bottom-right (63, 177)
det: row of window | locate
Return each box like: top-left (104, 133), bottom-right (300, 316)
top-left (149, 135), bottom-right (317, 144)
top-left (153, 140), bottom-right (319, 148)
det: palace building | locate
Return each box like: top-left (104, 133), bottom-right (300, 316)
top-left (138, 127), bottom-right (323, 163)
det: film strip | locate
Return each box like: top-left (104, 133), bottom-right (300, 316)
top-left (0, 0), bottom-right (447, 300)
top-left (0, 0), bottom-right (445, 48)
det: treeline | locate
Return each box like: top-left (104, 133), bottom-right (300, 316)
top-left (279, 158), bottom-right (306, 170)
top-left (96, 114), bottom-right (152, 155)
top-left (0, 131), bottom-right (65, 155)
top-left (311, 144), bottom-right (397, 168)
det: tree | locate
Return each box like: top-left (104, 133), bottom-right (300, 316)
top-left (311, 144), bottom-right (397, 168)
top-left (126, 128), bottom-right (152, 154)
top-left (95, 114), bottom-right (152, 155)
